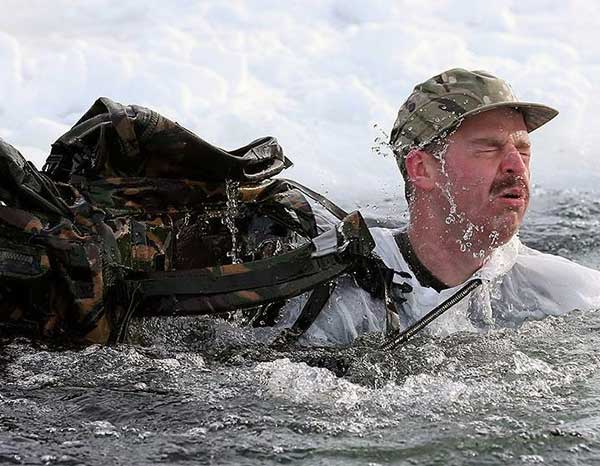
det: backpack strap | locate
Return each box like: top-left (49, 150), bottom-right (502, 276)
top-left (281, 179), bottom-right (348, 221)
top-left (0, 138), bottom-right (71, 219)
top-left (270, 280), bottom-right (336, 348)
top-left (116, 211), bottom-right (373, 325)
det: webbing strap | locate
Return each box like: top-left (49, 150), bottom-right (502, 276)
top-left (133, 243), bottom-right (332, 297)
top-left (141, 266), bottom-right (346, 316)
top-left (270, 280), bottom-right (336, 348)
top-left (282, 179), bottom-right (348, 221)
top-left (128, 211), bottom-right (374, 316)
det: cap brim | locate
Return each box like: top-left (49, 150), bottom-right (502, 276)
top-left (461, 101), bottom-right (559, 133)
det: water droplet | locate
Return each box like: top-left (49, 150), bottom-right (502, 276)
top-left (223, 179), bottom-right (242, 264)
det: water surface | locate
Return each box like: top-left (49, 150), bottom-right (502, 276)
top-left (1, 188), bottom-right (600, 465)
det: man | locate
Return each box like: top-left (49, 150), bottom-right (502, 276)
top-left (290, 68), bottom-right (600, 346)
top-left (367, 68), bottom-right (600, 334)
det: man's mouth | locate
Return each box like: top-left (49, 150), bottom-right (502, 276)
top-left (493, 187), bottom-right (528, 208)
top-left (498, 188), bottom-right (526, 199)
top-left (490, 175), bottom-right (529, 202)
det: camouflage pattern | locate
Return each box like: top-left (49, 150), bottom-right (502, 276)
top-left (82, 176), bottom-right (322, 272)
top-left (43, 97), bottom-right (291, 183)
top-left (131, 210), bottom-right (373, 317)
top-left (389, 68), bottom-right (559, 174)
top-left (1, 98), bottom-right (385, 344)
top-left (0, 154), bottom-right (124, 343)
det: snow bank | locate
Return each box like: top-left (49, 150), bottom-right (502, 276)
top-left (1, 0), bottom-right (598, 210)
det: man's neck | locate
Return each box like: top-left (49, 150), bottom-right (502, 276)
top-left (407, 219), bottom-right (488, 288)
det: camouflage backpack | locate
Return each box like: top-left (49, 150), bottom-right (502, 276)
top-left (1, 98), bottom-right (392, 345)
top-left (0, 137), bottom-right (121, 342)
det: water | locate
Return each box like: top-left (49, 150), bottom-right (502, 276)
top-left (2, 188), bottom-right (600, 465)
top-left (223, 179), bottom-right (242, 265)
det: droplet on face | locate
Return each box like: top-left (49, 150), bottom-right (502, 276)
top-left (472, 249), bottom-right (486, 259)
top-left (489, 230), bottom-right (500, 246)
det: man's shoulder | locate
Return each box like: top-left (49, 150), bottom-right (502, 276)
top-left (500, 242), bottom-right (600, 313)
top-left (513, 242), bottom-right (600, 282)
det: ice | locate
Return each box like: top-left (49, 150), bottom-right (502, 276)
top-left (0, 0), bottom-right (599, 206)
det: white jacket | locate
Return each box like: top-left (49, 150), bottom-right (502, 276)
top-left (282, 227), bottom-right (600, 346)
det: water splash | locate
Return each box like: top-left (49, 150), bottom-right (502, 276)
top-left (370, 123), bottom-right (394, 158)
top-left (223, 179), bottom-right (242, 264)
top-left (2, 191), bottom-right (600, 465)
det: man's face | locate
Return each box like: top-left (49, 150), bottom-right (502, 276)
top-left (429, 108), bottom-right (531, 251)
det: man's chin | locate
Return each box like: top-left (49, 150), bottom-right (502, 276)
top-left (487, 213), bottom-right (521, 247)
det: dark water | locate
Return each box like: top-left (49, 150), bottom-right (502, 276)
top-left (2, 188), bottom-right (600, 466)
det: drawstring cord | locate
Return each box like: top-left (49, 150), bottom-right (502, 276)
top-left (380, 278), bottom-right (482, 351)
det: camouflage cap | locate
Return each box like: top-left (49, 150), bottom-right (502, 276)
top-left (389, 68), bottom-right (559, 170)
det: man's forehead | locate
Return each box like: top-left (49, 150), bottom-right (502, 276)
top-left (453, 108), bottom-right (529, 140)
top-left (466, 129), bottom-right (530, 145)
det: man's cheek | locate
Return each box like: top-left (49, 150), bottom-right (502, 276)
top-left (455, 176), bottom-right (488, 192)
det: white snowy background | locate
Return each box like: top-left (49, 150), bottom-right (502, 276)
top-left (1, 0), bottom-right (599, 213)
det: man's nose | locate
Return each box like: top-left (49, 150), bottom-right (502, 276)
top-left (500, 145), bottom-right (528, 175)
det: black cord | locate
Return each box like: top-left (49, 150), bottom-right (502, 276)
top-left (380, 278), bottom-right (482, 351)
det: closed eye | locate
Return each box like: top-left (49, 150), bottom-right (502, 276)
top-left (474, 147), bottom-right (501, 156)
top-left (518, 147), bottom-right (531, 159)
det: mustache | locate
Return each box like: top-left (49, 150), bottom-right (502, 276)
top-left (489, 176), bottom-right (529, 197)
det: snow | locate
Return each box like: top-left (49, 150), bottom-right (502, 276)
top-left (1, 0), bottom-right (599, 210)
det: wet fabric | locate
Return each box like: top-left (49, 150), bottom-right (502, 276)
top-left (287, 227), bottom-right (600, 346)
top-left (275, 199), bottom-right (386, 346)
top-left (369, 228), bottom-right (600, 335)
top-left (0, 105), bottom-right (384, 345)
top-left (389, 68), bottom-right (559, 163)
top-left (44, 97), bottom-right (292, 184)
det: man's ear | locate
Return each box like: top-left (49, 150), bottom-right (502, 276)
top-left (405, 149), bottom-right (438, 191)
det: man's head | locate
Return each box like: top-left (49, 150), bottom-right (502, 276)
top-left (390, 68), bottom-right (558, 250)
